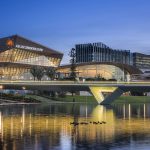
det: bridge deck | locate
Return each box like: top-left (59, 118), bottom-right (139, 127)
top-left (0, 81), bottom-right (150, 105)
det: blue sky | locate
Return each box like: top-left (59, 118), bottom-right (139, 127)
top-left (0, 0), bottom-right (150, 64)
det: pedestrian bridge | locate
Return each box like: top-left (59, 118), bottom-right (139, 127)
top-left (0, 81), bottom-right (150, 105)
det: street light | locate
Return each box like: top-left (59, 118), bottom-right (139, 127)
top-left (0, 85), bottom-right (3, 100)
top-left (22, 86), bottom-right (26, 90)
top-left (22, 87), bottom-right (26, 101)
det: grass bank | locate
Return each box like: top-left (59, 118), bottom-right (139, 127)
top-left (2, 94), bottom-right (150, 104)
top-left (0, 93), bottom-right (40, 103)
top-left (25, 95), bottom-right (58, 103)
top-left (52, 95), bottom-right (97, 104)
top-left (113, 96), bottom-right (150, 104)
top-left (51, 95), bottom-right (150, 104)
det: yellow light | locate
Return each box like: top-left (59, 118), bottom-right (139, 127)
top-left (0, 85), bottom-right (3, 89)
top-left (22, 86), bottom-right (26, 90)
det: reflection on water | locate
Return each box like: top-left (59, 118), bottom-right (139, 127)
top-left (0, 103), bottom-right (150, 149)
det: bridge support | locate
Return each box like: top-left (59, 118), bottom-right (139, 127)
top-left (89, 86), bottom-right (119, 104)
top-left (100, 88), bottom-right (124, 105)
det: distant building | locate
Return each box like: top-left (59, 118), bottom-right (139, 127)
top-left (75, 42), bottom-right (132, 65)
top-left (133, 52), bottom-right (150, 72)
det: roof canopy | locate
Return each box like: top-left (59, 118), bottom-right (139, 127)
top-left (59, 62), bottom-right (143, 75)
top-left (0, 35), bottom-right (63, 59)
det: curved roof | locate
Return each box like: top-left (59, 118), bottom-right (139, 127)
top-left (58, 62), bottom-right (143, 75)
top-left (0, 35), bottom-right (63, 59)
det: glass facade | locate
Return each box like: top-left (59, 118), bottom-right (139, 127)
top-left (133, 53), bottom-right (150, 72)
top-left (75, 42), bottom-right (131, 65)
top-left (0, 67), bottom-right (28, 79)
top-left (0, 35), bottom-right (63, 80)
top-left (0, 49), bottom-right (61, 67)
top-left (58, 64), bottom-right (130, 81)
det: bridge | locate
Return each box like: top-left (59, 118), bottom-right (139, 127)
top-left (0, 81), bottom-right (150, 105)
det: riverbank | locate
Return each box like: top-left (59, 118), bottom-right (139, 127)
top-left (113, 96), bottom-right (150, 104)
top-left (50, 95), bottom-right (150, 104)
top-left (51, 95), bottom-right (97, 103)
top-left (0, 94), bottom-right (150, 104)
top-left (0, 93), bottom-right (41, 104)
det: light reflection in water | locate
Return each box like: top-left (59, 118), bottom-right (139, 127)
top-left (0, 104), bottom-right (150, 149)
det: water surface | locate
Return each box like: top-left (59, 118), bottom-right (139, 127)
top-left (0, 103), bottom-right (150, 150)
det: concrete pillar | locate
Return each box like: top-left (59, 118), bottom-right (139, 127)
top-left (89, 86), bottom-right (117, 104)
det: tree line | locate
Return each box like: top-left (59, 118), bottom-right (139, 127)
top-left (29, 48), bottom-right (77, 81)
top-left (30, 66), bottom-right (57, 81)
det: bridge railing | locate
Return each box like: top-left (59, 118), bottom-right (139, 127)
top-left (0, 80), bottom-right (150, 85)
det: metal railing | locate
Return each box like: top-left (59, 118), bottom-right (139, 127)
top-left (0, 80), bottom-right (150, 85)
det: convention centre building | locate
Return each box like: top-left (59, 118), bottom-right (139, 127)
top-left (0, 35), bottom-right (63, 80)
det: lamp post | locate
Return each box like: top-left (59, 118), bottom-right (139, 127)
top-left (0, 85), bottom-right (3, 100)
top-left (22, 86), bottom-right (26, 101)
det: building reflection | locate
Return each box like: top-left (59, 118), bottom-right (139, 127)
top-left (113, 103), bottom-right (150, 118)
top-left (0, 104), bottom-right (150, 149)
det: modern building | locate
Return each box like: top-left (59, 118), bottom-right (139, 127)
top-left (75, 42), bottom-right (132, 65)
top-left (133, 52), bottom-right (150, 72)
top-left (0, 35), bottom-right (149, 81)
top-left (58, 62), bottom-right (142, 81)
top-left (59, 41), bottom-right (150, 81)
top-left (0, 35), bottom-right (63, 80)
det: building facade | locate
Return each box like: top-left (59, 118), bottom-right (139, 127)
top-left (0, 36), bottom-right (149, 81)
top-left (57, 62), bottom-right (142, 81)
top-left (133, 52), bottom-right (150, 72)
top-left (75, 42), bottom-right (132, 65)
top-left (0, 35), bottom-right (63, 80)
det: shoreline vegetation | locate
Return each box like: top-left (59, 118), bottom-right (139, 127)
top-left (50, 95), bottom-right (150, 104)
top-left (0, 93), bottom-right (41, 104)
top-left (0, 93), bottom-right (150, 104)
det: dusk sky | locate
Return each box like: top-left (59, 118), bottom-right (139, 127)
top-left (0, 0), bottom-right (150, 64)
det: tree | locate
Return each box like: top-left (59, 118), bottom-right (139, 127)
top-left (95, 73), bottom-right (102, 81)
top-left (30, 66), bottom-right (45, 81)
top-left (69, 48), bottom-right (77, 81)
top-left (56, 72), bottom-right (61, 80)
top-left (36, 66), bottom-right (45, 81)
top-left (30, 66), bottom-right (38, 81)
top-left (46, 67), bottom-right (56, 80)
top-left (95, 73), bottom-right (106, 81)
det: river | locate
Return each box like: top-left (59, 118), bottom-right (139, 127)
top-left (0, 103), bottom-right (150, 150)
